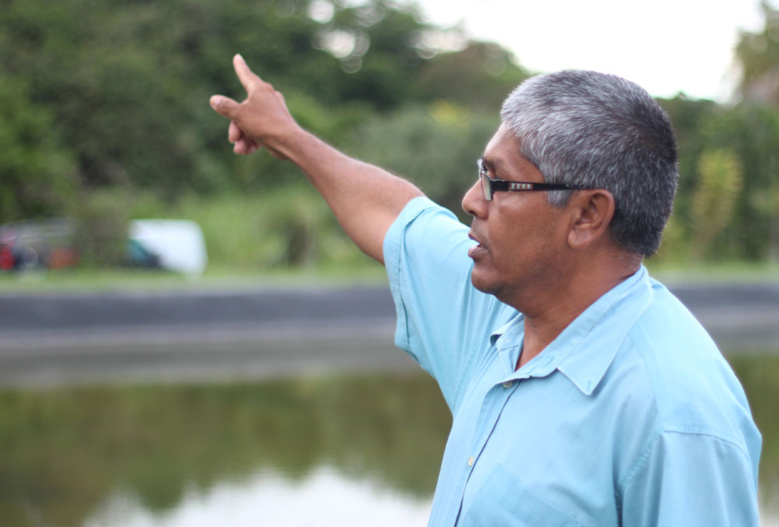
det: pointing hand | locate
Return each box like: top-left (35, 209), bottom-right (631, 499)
top-left (210, 54), bottom-right (296, 159)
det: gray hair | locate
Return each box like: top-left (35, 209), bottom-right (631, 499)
top-left (500, 70), bottom-right (678, 257)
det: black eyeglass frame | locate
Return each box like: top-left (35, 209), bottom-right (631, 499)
top-left (477, 158), bottom-right (589, 201)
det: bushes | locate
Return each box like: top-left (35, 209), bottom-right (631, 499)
top-left (70, 191), bottom-right (131, 268)
top-left (126, 188), bottom-right (374, 273)
top-left (350, 102), bottom-right (499, 221)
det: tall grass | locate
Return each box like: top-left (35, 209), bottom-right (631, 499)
top-left (130, 186), bottom-right (379, 275)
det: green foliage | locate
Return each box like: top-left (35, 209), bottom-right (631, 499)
top-left (415, 42), bottom-right (531, 110)
top-left (70, 190), bottom-right (132, 267)
top-left (659, 95), bottom-right (779, 263)
top-left (0, 0), bottom-right (503, 213)
top-left (1, 0), bottom-right (778, 270)
top-left (128, 188), bottom-right (375, 272)
top-left (0, 0), bottom-right (427, 205)
top-left (351, 102), bottom-right (499, 218)
top-left (735, 1), bottom-right (779, 104)
top-left (0, 76), bottom-right (76, 222)
top-left (691, 148), bottom-right (744, 259)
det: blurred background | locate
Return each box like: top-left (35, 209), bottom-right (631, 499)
top-left (0, 0), bottom-right (778, 525)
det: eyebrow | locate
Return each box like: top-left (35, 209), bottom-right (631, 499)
top-left (483, 152), bottom-right (545, 183)
top-left (479, 156), bottom-right (513, 180)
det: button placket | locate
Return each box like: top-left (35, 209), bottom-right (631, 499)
top-left (466, 377), bottom-right (520, 478)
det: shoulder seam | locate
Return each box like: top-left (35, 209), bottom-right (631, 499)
top-left (616, 427), bottom-right (753, 503)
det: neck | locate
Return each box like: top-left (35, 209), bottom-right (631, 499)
top-left (515, 249), bottom-right (641, 369)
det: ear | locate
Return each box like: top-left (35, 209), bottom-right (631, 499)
top-left (566, 189), bottom-right (616, 250)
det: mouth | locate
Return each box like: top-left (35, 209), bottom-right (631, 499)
top-left (467, 231), bottom-right (488, 259)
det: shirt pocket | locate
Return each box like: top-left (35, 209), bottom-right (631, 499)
top-left (460, 464), bottom-right (583, 527)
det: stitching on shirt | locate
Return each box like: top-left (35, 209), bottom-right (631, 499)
top-left (488, 463), bottom-right (587, 527)
top-left (661, 426), bottom-right (752, 459)
top-left (615, 332), bottom-right (658, 503)
top-left (616, 430), bottom-right (659, 503)
top-left (393, 199), bottom-right (430, 352)
top-left (394, 225), bottom-right (411, 352)
top-left (616, 326), bottom-right (755, 498)
top-left (616, 426), bottom-right (754, 506)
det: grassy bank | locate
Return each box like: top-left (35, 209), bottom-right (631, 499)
top-left (2, 259), bottom-right (778, 295)
top-left (646, 260), bottom-right (779, 286)
top-left (2, 188), bottom-right (778, 293)
top-left (0, 263), bottom-right (388, 294)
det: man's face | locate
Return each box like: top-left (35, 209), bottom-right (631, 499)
top-left (462, 125), bottom-right (571, 310)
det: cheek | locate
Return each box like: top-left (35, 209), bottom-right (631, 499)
top-left (495, 208), bottom-right (562, 264)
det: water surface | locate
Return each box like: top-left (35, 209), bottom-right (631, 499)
top-left (1, 350), bottom-right (777, 526)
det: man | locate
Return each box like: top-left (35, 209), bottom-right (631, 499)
top-left (210, 55), bottom-right (762, 526)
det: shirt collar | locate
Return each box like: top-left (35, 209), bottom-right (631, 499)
top-left (490, 266), bottom-right (654, 395)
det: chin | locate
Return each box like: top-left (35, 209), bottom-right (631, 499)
top-left (469, 268), bottom-right (499, 296)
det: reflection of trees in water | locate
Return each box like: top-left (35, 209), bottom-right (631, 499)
top-left (0, 372), bottom-right (451, 526)
top-left (2, 354), bottom-right (776, 525)
top-left (729, 353), bottom-right (779, 511)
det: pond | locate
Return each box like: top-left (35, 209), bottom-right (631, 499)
top-left (0, 349), bottom-right (777, 526)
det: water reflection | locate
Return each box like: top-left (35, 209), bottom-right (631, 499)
top-left (729, 353), bottom-right (779, 525)
top-left (0, 353), bottom-right (777, 526)
top-left (85, 466), bottom-right (433, 527)
top-left (0, 373), bottom-right (450, 526)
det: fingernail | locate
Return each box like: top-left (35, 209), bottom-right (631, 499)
top-left (236, 53), bottom-right (245, 62)
top-left (209, 96), bottom-right (221, 109)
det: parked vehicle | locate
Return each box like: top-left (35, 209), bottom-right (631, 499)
top-left (0, 219), bottom-right (78, 271)
top-left (129, 220), bottom-right (208, 274)
top-left (0, 219), bottom-right (207, 274)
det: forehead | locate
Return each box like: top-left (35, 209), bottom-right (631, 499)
top-left (483, 124), bottom-right (517, 157)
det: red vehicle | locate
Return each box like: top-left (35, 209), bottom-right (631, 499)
top-left (0, 220), bottom-right (78, 271)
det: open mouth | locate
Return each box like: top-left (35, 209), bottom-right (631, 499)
top-left (467, 232), bottom-right (487, 259)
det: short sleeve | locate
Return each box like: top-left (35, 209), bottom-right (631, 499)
top-left (383, 197), bottom-right (508, 411)
top-left (620, 430), bottom-right (760, 526)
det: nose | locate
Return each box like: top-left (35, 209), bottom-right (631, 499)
top-left (462, 180), bottom-right (486, 218)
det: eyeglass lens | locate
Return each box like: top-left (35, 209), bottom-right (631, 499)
top-left (481, 171), bottom-right (492, 201)
top-left (477, 160), bottom-right (493, 201)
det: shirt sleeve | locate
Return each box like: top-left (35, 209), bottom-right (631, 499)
top-left (620, 430), bottom-right (760, 526)
top-left (383, 197), bottom-right (507, 411)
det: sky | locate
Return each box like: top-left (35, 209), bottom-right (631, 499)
top-left (409, 0), bottom-right (773, 102)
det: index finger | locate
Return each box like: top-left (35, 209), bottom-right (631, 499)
top-left (233, 54), bottom-right (261, 93)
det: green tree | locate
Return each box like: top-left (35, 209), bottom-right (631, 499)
top-left (417, 41), bottom-right (531, 110)
top-left (699, 105), bottom-right (779, 260)
top-left (660, 95), bottom-right (779, 262)
top-left (690, 148), bottom-right (744, 260)
top-left (69, 190), bottom-right (132, 267)
top-left (0, 0), bottom-right (458, 208)
top-left (351, 102), bottom-right (499, 218)
top-left (0, 76), bottom-right (76, 222)
top-left (735, 1), bottom-right (779, 105)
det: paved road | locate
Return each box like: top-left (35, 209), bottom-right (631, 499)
top-left (1, 283), bottom-right (777, 386)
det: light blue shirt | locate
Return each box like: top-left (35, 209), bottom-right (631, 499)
top-left (384, 197), bottom-right (762, 526)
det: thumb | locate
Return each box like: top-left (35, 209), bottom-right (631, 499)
top-left (209, 95), bottom-right (240, 118)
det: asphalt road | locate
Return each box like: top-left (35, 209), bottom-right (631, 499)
top-left (1, 282), bottom-right (777, 387)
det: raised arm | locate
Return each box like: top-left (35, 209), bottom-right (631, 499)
top-left (209, 54), bottom-right (424, 264)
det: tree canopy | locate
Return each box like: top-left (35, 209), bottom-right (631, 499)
top-left (1, 0), bottom-right (778, 266)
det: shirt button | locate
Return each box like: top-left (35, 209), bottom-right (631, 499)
top-left (467, 456), bottom-right (475, 467)
top-left (502, 381), bottom-right (513, 389)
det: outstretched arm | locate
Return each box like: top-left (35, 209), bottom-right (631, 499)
top-left (209, 54), bottom-right (424, 264)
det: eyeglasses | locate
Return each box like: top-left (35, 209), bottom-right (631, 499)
top-left (477, 158), bottom-right (588, 201)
